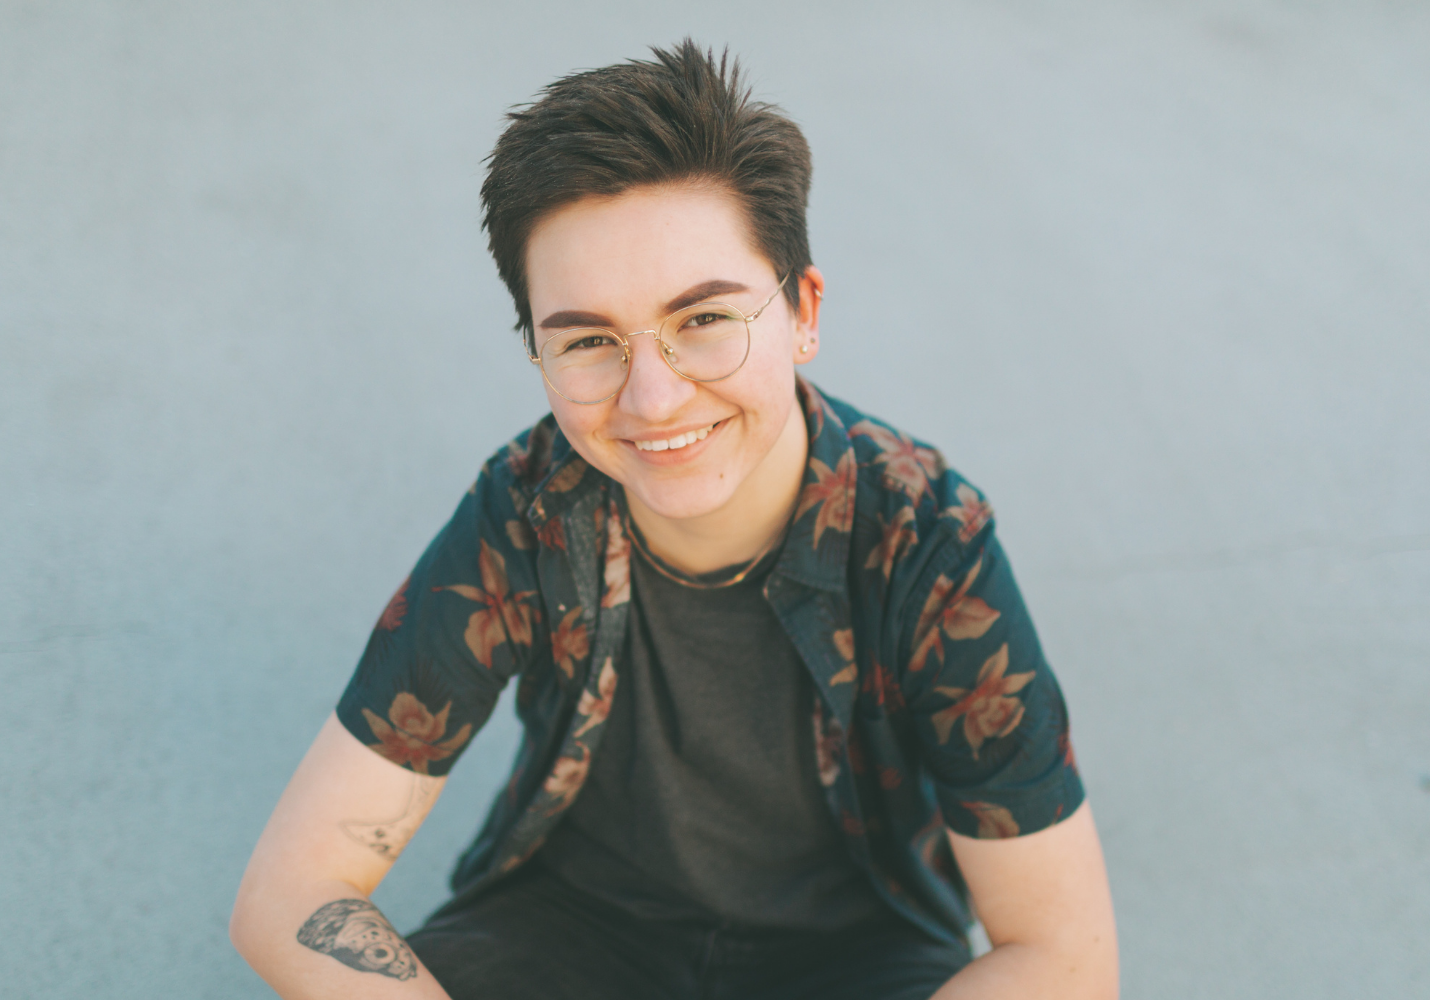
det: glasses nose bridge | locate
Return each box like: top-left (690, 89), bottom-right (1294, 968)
top-left (623, 326), bottom-right (679, 365)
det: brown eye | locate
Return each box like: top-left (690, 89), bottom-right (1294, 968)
top-left (681, 311), bottom-right (724, 330)
top-left (558, 333), bottom-right (617, 354)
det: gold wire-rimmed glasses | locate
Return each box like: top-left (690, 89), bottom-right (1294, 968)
top-left (528, 274), bottom-right (790, 405)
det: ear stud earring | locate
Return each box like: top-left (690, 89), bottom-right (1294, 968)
top-left (800, 343), bottom-right (810, 354)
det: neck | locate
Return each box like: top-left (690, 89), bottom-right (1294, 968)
top-left (625, 400), bottom-right (808, 576)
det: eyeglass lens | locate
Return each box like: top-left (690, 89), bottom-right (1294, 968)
top-left (539, 302), bottom-right (750, 404)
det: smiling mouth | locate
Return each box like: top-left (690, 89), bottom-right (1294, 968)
top-left (632, 421), bottom-right (720, 453)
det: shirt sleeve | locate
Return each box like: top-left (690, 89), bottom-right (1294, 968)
top-left (902, 523), bottom-right (1084, 840)
top-left (336, 468), bottom-right (540, 776)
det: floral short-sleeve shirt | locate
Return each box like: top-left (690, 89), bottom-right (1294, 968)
top-left (337, 377), bottom-right (1084, 945)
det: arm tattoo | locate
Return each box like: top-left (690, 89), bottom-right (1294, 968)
top-left (342, 775), bottom-right (440, 860)
top-left (296, 899), bottom-right (418, 981)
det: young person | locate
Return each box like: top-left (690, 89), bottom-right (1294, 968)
top-left (231, 41), bottom-right (1118, 1000)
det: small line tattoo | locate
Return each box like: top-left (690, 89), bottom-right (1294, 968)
top-left (296, 899), bottom-right (417, 981)
top-left (342, 775), bottom-right (440, 860)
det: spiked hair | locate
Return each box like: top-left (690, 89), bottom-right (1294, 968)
top-left (481, 40), bottom-right (813, 352)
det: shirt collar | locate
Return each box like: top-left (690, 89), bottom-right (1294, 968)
top-left (774, 376), bottom-right (857, 593)
top-left (526, 376), bottom-right (857, 595)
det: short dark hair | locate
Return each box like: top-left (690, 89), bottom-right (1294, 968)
top-left (481, 40), bottom-right (813, 353)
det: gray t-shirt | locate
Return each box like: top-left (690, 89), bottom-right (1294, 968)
top-left (537, 529), bottom-right (885, 930)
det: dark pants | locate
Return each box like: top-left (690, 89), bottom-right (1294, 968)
top-left (408, 865), bottom-right (970, 1000)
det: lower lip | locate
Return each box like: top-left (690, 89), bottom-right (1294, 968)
top-left (626, 420), bottom-right (726, 465)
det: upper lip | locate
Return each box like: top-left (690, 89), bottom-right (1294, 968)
top-left (622, 419), bottom-right (722, 444)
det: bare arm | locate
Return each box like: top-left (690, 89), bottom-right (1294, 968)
top-left (230, 713), bottom-right (454, 999)
top-left (931, 801), bottom-right (1119, 1000)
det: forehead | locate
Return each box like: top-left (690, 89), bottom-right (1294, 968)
top-left (524, 183), bottom-right (769, 307)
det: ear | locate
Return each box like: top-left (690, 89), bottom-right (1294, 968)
top-left (792, 265), bottom-right (825, 366)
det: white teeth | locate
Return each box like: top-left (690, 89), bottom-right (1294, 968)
top-left (634, 423), bottom-right (716, 452)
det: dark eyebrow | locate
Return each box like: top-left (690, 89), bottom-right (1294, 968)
top-left (538, 310), bottom-right (614, 330)
top-left (536, 279), bottom-right (752, 331)
top-left (665, 280), bottom-right (749, 313)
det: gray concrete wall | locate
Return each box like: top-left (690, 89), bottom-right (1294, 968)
top-left (2, 2), bottom-right (1426, 996)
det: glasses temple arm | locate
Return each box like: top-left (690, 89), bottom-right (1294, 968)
top-left (746, 271), bottom-right (792, 321)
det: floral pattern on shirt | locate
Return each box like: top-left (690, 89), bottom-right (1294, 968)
top-left (549, 607), bottom-right (589, 679)
top-left (961, 800), bottom-right (1020, 839)
top-left (336, 377), bottom-right (1083, 947)
top-left (865, 507), bottom-right (918, 581)
top-left (794, 449), bottom-right (857, 548)
top-left (436, 540), bottom-right (539, 668)
top-left (931, 644), bottom-right (1036, 756)
top-left (944, 484), bottom-right (995, 545)
top-left (850, 420), bottom-right (944, 502)
top-left (599, 501), bottom-right (631, 608)
top-left (361, 693), bottom-right (472, 774)
top-left (909, 557), bottom-right (1000, 672)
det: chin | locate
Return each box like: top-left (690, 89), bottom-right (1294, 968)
top-left (624, 472), bottom-right (739, 521)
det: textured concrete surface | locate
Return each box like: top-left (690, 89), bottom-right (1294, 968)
top-left (2, 2), bottom-right (1427, 997)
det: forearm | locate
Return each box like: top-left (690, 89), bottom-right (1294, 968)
top-left (231, 877), bottom-right (451, 1000)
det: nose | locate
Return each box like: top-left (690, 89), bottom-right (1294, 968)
top-left (617, 330), bottom-right (696, 422)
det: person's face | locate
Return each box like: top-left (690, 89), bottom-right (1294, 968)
top-left (525, 183), bottom-right (820, 521)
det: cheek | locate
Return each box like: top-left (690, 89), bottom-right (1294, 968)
top-left (547, 390), bottom-right (603, 440)
top-left (756, 315), bottom-right (799, 371)
top-left (741, 331), bottom-right (798, 400)
top-left (547, 396), bottom-right (626, 475)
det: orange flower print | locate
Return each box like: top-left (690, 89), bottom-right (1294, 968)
top-left (437, 540), bottom-right (538, 668)
top-left (909, 557), bottom-right (1000, 672)
top-left (549, 607), bottom-right (589, 679)
top-left (542, 745), bottom-right (590, 813)
top-left (573, 657), bottom-right (617, 737)
top-left (361, 693), bottom-right (473, 774)
top-left (800, 380), bottom-right (843, 440)
top-left (862, 661), bottom-right (905, 712)
top-left (376, 576), bottom-right (409, 632)
top-left (503, 434), bottom-right (531, 479)
top-left (865, 506), bottom-right (917, 580)
top-left (829, 627), bottom-right (858, 685)
top-left (503, 420), bottom-right (557, 486)
top-left (544, 457), bottom-right (588, 494)
top-left (961, 800), bottom-right (1020, 839)
top-left (794, 449), bottom-right (857, 548)
top-left (1057, 728), bottom-right (1078, 771)
top-left (879, 766), bottom-right (903, 790)
top-left (536, 516), bottom-right (566, 551)
top-left (812, 697), bottom-right (844, 787)
top-left (505, 519), bottom-right (536, 550)
top-left (850, 420), bottom-right (943, 502)
top-left (601, 502), bottom-right (631, 608)
top-left (944, 483), bottom-right (993, 544)
top-left (931, 644), bottom-right (1035, 756)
